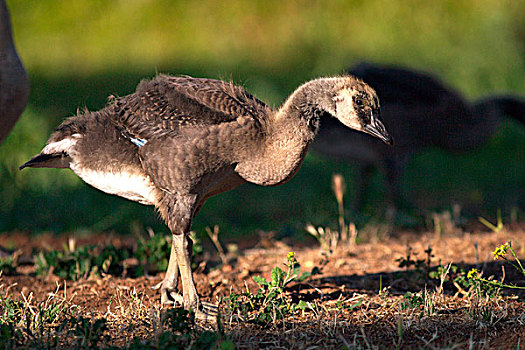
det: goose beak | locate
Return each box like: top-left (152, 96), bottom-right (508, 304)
top-left (363, 117), bottom-right (393, 145)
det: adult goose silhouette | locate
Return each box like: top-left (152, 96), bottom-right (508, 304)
top-left (20, 74), bottom-right (392, 318)
top-left (0, 0), bottom-right (29, 144)
top-left (314, 62), bottom-right (525, 210)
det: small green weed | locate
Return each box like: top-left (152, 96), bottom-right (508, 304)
top-left (395, 246), bottom-right (435, 286)
top-left (400, 291), bottom-right (424, 310)
top-left (305, 174), bottom-right (359, 253)
top-left (492, 241), bottom-right (525, 278)
top-left (427, 263), bottom-right (501, 299)
top-left (226, 252), bottom-right (318, 324)
top-left (399, 289), bottom-right (436, 316)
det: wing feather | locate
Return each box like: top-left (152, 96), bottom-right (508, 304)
top-left (110, 75), bottom-right (269, 139)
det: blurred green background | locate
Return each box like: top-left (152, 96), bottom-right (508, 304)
top-left (1, 0), bottom-right (525, 239)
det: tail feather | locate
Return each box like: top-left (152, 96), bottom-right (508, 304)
top-left (19, 152), bottom-right (71, 170)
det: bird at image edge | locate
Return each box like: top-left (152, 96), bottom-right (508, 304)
top-left (0, 0), bottom-right (30, 144)
top-left (20, 74), bottom-right (392, 319)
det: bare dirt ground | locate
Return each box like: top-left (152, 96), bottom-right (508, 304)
top-left (1, 224), bottom-right (525, 349)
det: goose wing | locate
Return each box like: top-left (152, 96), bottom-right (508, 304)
top-left (111, 75), bottom-right (269, 139)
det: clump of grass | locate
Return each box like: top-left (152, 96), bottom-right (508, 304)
top-left (399, 288), bottom-right (436, 316)
top-left (59, 316), bottom-right (109, 349)
top-left (0, 252), bottom-right (19, 276)
top-left (0, 280), bottom-right (78, 348)
top-left (135, 229), bottom-right (171, 276)
top-left (106, 286), bottom-right (154, 325)
top-left (305, 174), bottom-right (360, 254)
top-left (34, 230), bottom-right (204, 281)
top-left (35, 243), bottom-right (130, 281)
top-left (0, 283), bottom-right (77, 330)
top-left (123, 308), bottom-right (233, 350)
top-left (305, 224), bottom-right (339, 254)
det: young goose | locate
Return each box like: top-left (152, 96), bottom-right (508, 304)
top-left (0, 0), bottom-right (30, 143)
top-left (314, 62), bottom-right (525, 210)
top-left (20, 74), bottom-right (392, 318)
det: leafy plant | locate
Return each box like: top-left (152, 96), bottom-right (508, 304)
top-left (226, 252), bottom-right (318, 324)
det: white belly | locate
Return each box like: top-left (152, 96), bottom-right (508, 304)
top-left (71, 165), bottom-right (157, 205)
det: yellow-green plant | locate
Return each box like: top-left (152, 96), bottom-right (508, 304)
top-left (466, 241), bottom-right (525, 291)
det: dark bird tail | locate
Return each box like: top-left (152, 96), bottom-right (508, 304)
top-left (19, 152), bottom-right (71, 170)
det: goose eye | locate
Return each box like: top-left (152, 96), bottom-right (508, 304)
top-left (355, 98), bottom-right (364, 107)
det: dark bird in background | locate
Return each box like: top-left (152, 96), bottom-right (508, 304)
top-left (20, 74), bottom-right (392, 318)
top-left (313, 62), bottom-right (525, 211)
top-left (0, 0), bottom-right (29, 144)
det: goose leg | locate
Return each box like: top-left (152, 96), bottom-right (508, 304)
top-left (153, 243), bottom-right (184, 305)
top-left (156, 194), bottom-right (217, 320)
top-left (172, 233), bottom-right (217, 320)
top-left (172, 233), bottom-right (198, 309)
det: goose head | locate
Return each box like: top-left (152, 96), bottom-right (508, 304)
top-left (329, 79), bottom-right (393, 145)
